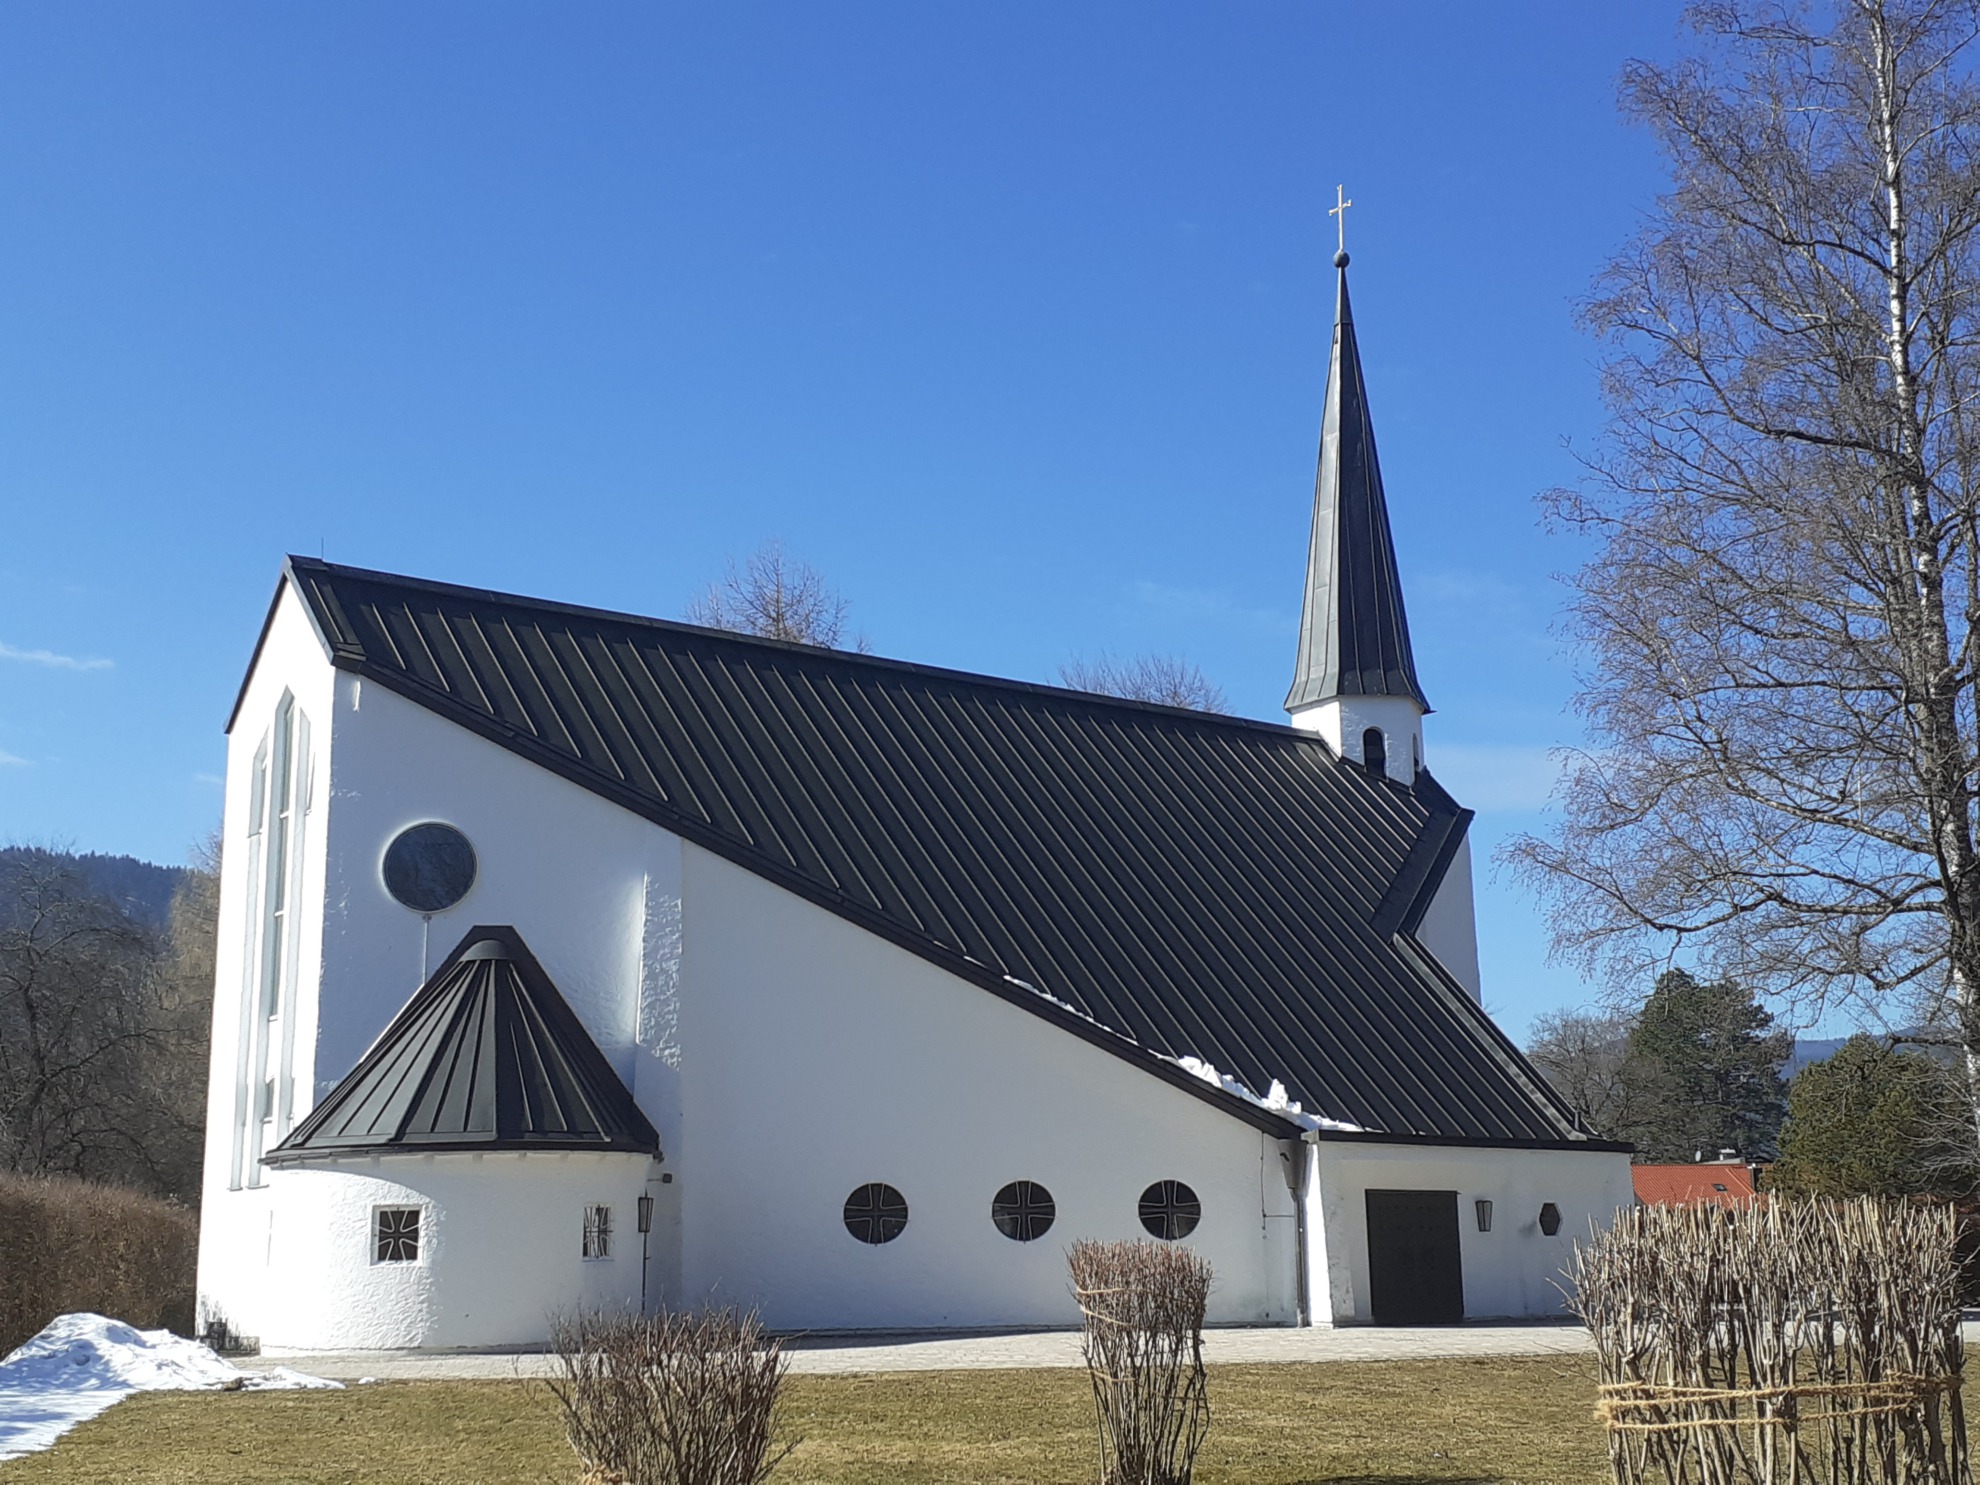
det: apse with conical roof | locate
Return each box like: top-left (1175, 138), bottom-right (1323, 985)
top-left (1285, 247), bottom-right (1429, 783)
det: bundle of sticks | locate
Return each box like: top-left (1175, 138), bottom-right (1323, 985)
top-left (1571, 1198), bottom-right (1965, 1485)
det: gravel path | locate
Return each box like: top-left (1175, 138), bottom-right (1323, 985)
top-left (249, 1321), bottom-right (1598, 1382)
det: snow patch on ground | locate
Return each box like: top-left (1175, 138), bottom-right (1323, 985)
top-left (0, 1313), bottom-right (340, 1462)
top-left (1169, 1054), bottom-right (1365, 1133)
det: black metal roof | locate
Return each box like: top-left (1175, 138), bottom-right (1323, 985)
top-left (1285, 260), bottom-right (1431, 714)
top-left (266, 556), bottom-right (1605, 1149)
top-left (266, 925), bottom-right (660, 1163)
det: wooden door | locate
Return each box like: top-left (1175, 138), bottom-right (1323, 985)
top-left (1364, 1189), bottom-right (1464, 1324)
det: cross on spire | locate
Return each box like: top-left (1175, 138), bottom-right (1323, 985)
top-left (1328, 184), bottom-right (1353, 257)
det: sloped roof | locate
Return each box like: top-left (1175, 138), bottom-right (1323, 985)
top-left (265, 556), bottom-right (1608, 1149)
top-left (1631, 1162), bottom-right (1763, 1207)
top-left (1286, 259), bottom-right (1431, 714)
top-left (266, 925), bottom-right (659, 1162)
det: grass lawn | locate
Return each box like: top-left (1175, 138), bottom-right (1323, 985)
top-left (0, 1355), bottom-right (1614, 1485)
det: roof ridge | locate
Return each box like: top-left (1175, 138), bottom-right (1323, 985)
top-left (281, 555), bottom-right (1320, 744)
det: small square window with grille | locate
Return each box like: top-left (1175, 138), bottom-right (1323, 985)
top-left (374, 1206), bottom-right (420, 1264)
top-left (582, 1203), bottom-right (612, 1260)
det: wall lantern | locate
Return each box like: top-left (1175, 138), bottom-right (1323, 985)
top-left (1538, 1202), bottom-right (1563, 1237)
top-left (637, 1195), bottom-right (655, 1235)
top-left (1475, 1199), bottom-right (1493, 1233)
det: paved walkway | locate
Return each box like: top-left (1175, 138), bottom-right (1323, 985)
top-left (250, 1322), bottom-right (1597, 1382)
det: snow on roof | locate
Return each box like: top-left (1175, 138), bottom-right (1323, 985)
top-left (1169, 1053), bottom-right (1366, 1134)
top-left (1001, 971), bottom-right (1362, 1134)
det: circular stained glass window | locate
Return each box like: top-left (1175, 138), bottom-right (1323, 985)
top-left (1138, 1180), bottom-right (1201, 1241)
top-left (843, 1183), bottom-right (908, 1245)
top-left (382, 822), bottom-right (478, 913)
top-left (991, 1180), bottom-right (1055, 1242)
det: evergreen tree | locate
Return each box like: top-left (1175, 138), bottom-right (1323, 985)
top-left (1618, 970), bottom-right (1791, 1161)
top-left (1770, 1036), bottom-right (1976, 1200)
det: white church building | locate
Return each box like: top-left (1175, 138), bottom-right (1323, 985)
top-left (196, 252), bottom-right (1633, 1350)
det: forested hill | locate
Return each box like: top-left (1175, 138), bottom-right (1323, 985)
top-left (0, 848), bottom-right (187, 926)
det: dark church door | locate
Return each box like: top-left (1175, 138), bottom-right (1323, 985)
top-left (1364, 1189), bottom-right (1464, 1325)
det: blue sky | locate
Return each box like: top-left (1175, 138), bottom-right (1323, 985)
top-left (0, 3), bottom-right (1724, 1039)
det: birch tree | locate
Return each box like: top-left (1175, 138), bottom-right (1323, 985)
top-left (1511, 0), bottom-right (1980, 1132)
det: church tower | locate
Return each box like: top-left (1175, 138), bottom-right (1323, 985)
top-left (1284, 239), bottom-right (1429, 785)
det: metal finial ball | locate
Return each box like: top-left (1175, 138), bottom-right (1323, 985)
top-left (1333, 250), bottom-right (1350, 269)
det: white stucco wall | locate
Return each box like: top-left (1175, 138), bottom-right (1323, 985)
top-left (312, 675), bottom-right (680, 1123)
top-left (678, 845), bottom-right (1301, 1331)
top-left (197, 585), bottom-right (338, 1333)
top-left (1305, 1140), bottom-right (1634, 1323)
top-left (252, 1152), bottom-right (653, 1351)
top-left (1412, 835), bottom-right (1481, 1001)
top-left (1288, 694), bottom-right (1425, 784)
top-left (199, 599), bottom-right (688, 1346)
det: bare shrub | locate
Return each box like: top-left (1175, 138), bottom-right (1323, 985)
top-left (546, 1307), bottom-right (792, 1485)
top-left (0, 1170), bottom-right (197, 1352)
top-left (1572, 1197), bottom-right (1966, 1485)
top-left (1068, 1238), bottom-right (1211, 1485)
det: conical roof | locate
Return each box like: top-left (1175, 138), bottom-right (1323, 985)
top-left (1285, 257), bottom-right (1430, 714)
top-left (266, 925), bottom-right (659, 1162)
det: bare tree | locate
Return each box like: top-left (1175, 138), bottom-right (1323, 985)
top-left (146, 835), bottom-right (217, 1202)
top-left (1507, 0), bottom-right (1980, 1140)
top-left (0, 852), bottom-right (161, 1186)
top-left (0, 846), bottom-right (213, 1202)
top-left (1527, 1007), bottom-right (1641, 1142)
top-left (686, 541), bottom-right (864, 650)
top-left (1060, 653), bottom-right (1228, 713)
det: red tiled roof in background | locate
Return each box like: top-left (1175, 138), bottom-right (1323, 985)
top-left (1632, 1162), bottom-right (1764, 1206)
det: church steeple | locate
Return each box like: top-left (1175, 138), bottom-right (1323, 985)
top-left (1285, 231), bottom-right (1430, 781)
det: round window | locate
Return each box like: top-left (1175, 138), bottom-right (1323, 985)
top-left (1138, 1180), bottom-right (1201, 1241)
top-left (843, 1183), bottom-right (908, 1245)
top-left (382, 822), bottom-right (478, 913)
top-left (991, 1180), bottom-right (1056, 1242)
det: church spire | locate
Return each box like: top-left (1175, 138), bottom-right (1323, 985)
top-left (1285, 238), bottom-right (1430, 733)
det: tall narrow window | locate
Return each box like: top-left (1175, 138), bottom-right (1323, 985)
top-left (246, 693), bottom-right (306, 1181)
top-left (230, 737), bottom-right (271, 1191)
top-left (582, 1204), bottom-right (613, 1260)
top-left (1362, 727), bottom-right (1387, 777)
top-left (261, 696), bottom-right (295, 1022)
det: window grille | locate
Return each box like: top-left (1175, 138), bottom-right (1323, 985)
top-left (582, 1203), bottom-right (612, 1259)
top-left (383, 822), bottom-right (478, 913)
top-left (374, 1207), bottom-right (421, 1264)
top-left (1138, 1180), bottom-right (1202, 1241)
top-left (991, 1180), bottom-right (1056, 1242)
top-left (842, 1183), bottom-right (908, 1245)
